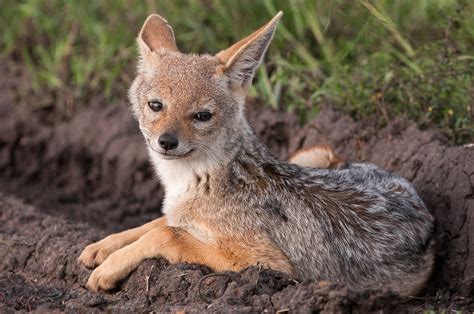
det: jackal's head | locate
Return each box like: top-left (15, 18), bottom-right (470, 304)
top-left (129, 12), bottom-right (281, 164)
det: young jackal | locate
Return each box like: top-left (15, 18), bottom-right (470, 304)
top-left (79, 12), bottom-right (434, 296)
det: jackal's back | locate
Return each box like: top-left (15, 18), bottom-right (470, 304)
top-left (208, 140), bottom-right (434, 295)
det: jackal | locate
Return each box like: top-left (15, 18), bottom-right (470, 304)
top-left (79, 12), bottom-right (434, 296)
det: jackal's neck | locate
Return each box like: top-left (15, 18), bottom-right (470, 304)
top-left (148, 118), bottom-right (268, 218)
top-left (149, 119), bottom-right (275, 198)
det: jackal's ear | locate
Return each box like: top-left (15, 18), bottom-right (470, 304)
top-left (138, 14), bottom-right (178, 57)
top-left (216, 12), bottom-right (282, 91)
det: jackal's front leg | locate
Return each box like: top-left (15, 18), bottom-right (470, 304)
top-left (86, 226), bottom-right (294, 292)
top-left (79, 217), bottom-right (166, 268)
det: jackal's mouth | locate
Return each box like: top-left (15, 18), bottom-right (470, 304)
top-left (157, 149), bottom-right (195, 160)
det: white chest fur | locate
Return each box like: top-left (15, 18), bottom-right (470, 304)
top-left (147, 148), bottom-right (219, 243)
top-left (148, 150), bottom-right (195, 223)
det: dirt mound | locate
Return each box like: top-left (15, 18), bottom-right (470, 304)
top-left (0, 74), bottom-right (473, 310)
top-left (1, 195), bottom-right (407, 312)
top-left (0, 102), bottom-right (162, 232)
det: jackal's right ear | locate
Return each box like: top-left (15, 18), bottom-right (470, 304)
top-left (138, 14), bottom-right (178, 57)
top-left (216, 12), bottom-right (282, 92)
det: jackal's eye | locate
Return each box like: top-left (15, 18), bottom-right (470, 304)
top-left (148, 100), bottom-right (163, 112)
top-left (194, 111), bottom-right (212, 122)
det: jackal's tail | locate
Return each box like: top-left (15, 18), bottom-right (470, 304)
top-left (288, 145), bottom-right (344, 169)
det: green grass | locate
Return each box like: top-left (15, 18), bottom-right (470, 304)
top-left (1, 0), bottom-right (473, 143)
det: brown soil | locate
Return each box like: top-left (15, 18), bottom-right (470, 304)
top-left (0, 64), bottom-right (473, 312)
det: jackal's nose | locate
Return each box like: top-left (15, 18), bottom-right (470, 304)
top-left (158, 133), bottom-right (179, 151)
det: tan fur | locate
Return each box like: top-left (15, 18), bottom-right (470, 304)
top-left (78, 217), bottom-right (166, 268)
top-left (216, 12), bottom-right (282, 70)
top-left (84, 218), bottom-right (293, 292)
top-left (288, 145), bottom-right (344, 169)
top-left (138, 14), bottom-right (178, 53)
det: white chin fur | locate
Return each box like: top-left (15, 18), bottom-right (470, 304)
top-left (147, 146), bottom-right (220, 222)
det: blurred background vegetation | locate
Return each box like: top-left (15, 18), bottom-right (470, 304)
top-left (1, 0), bottom-right (473, 143)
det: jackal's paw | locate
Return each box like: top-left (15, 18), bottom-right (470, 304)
top-left (86, 254), bottom-right (132, 292)
top-left (87, 265), bottom-right (118, 292)
top-left (78, 240), bottom-right (114, 269)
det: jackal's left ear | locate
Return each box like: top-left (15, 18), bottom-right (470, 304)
top-left (216, 12), bottom-right (282, 91)
top-left (138, 14), bottom-right (179, 57)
